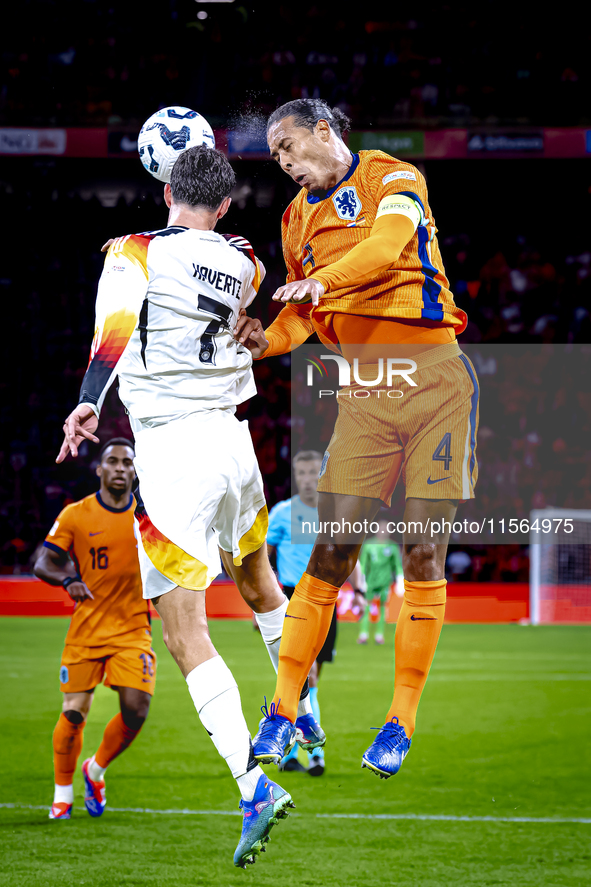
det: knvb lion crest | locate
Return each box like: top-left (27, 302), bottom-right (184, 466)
top-left (333, 186), bottom-right (362, 220)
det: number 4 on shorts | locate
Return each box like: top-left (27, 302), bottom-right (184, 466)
top-left (432, 432), bottom-right (452, 471)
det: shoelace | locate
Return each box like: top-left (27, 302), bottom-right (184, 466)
top-left (369, 717), bottom-right (407, 752)
top-left (259, 696), bottom-right (282, 721)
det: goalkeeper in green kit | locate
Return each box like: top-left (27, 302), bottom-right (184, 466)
top-left (358, 517), bottom-right (404, 645)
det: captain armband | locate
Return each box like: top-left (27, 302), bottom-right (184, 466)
top-left (375, 194), bottom-right (422, 233)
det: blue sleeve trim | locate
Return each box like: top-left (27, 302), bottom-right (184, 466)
top-left (417, 226), bottom-right (444, 320)
top-left (397, 191), bottom-right (425, 216)
top-left (43, 541), bottom-right (68, 557)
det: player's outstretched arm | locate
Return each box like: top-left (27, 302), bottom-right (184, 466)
top-left (34, 546), bottom-right (94, 601)
top-left (59, 236), bottom-right (149, 464)
top-left (275, 211), bottom-right (418, 305)
top-left (56, 404), bottom-right (99, 463)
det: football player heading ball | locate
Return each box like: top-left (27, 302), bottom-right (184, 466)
top-left (234, 97), bottom-right (479, 780)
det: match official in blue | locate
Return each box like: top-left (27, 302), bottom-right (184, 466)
top-left (267, 450), bottom-right (365, 776)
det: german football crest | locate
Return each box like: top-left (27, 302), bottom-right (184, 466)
top-left (333, 186), bottom-right (362, 221)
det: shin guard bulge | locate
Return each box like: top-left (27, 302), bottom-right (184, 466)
top-left (272, 572), bottom-right (339, 722)
top-left (53, 712), bottom-right (85, 786)
top-left (386, 579), bottom-right (446, 737)
top-left (95, 713), bottom-right (143, 770)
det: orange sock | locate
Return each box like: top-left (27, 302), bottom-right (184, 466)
top-left (95, 713), bottom-right (142, 770)
top-left (273, 572), bottom-right (340, 722)
top-left (386, 579), bottom-right (446, 737)
top-left (53, 713), bottom-right (85, 786)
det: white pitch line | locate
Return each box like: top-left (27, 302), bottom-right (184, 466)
top-left (1, 803), bottom-right (589, 825)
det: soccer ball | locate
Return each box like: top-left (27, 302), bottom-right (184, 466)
top-left (138, 106), bottom-right (215, 183)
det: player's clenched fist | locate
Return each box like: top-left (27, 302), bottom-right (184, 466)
top-left (233, 309), bottom-right (269, 359)
top-left (272, 278), bottom-right (325, 307)
top-left (56, 404), bottom-right (100, 463)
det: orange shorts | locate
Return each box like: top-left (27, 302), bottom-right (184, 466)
top-left (59, 633), bottom-right (157, 696)
top-left (317, 343), bottom-right (479, 505)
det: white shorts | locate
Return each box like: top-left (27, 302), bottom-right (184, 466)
top-left (132, 409), bottom-right (268, 599)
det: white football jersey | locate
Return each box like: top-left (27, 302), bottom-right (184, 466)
top-left (79, 226), bottom-right (264, 428)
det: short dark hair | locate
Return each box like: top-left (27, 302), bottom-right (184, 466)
top-left (293, 449), bottom-right (323, 467)
top-left (99, 437), bottom-right (135, 462)
top-left (170, 145), bottom-right (236, 210)
top-left (267, 100), bottom-right (351, 141)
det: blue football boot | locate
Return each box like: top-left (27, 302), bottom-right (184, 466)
top-left (361, 717), bottom-right (411, 779)
top-left (233, 773), bottom-right (295, 868)
top-left (82, 758), bottom-right (106, 816)
top-left (252, 699), bottom-right (297, 765)
top-left (295, 712), bottom-right (326, 752)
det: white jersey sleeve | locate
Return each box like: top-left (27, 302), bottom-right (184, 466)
top-left (79, 235), bottom-right (150, 416)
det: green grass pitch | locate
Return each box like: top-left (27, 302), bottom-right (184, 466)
top-left (1, 616), bottom-right (590, 886)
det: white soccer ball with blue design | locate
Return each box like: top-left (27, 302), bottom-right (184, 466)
top-left (138, 106), bottom-right (215, 183)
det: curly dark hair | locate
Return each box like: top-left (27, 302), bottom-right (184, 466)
top-left (267, 99), bottom-right (351, 141)
top-left (170, 145), bottom-right (236, 210)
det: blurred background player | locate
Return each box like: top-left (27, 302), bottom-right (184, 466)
top-left (34, 438), bottom-right (155, 821)
top-left (358, 515), bottom-right (404, 646)
top-left (267, 450), bottom-right (365, 776)
top-left (56, 146), bottom-right (321, 866)
top-left (235, 98), bottom-right (478, 779)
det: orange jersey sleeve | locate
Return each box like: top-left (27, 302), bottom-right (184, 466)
top-left (311, 213), bottom-right (416, 294)
top-left (45, 504), bottom-right (77, 557)
top-left (281, 150), bottom-right (467, 334)
top-left (262, 302), bottom-right (316, 358)
top-left (45, 493), bottom-right (149, 647)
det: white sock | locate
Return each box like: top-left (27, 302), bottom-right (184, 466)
top-left (186, 655), bottom-right (259, 798)
top-left (54, 783), bottom-right (73, 805)
top-left (255, 599), bottom-right (312, 719)
top-left (236, 765), bottom-right (265, 802)
top-left (88, 754), bottom-right (107, 782)
top-left (297, 692), bottom-right (313, 718)
top-left (255, 599), bottom-right (287, 673)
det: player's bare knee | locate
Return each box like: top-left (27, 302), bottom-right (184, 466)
top-left (309, 543), bottom-right (358, 587)
top-left (165, 620), bottom-right (211, 660)
top-left (121, 701), bottom-right (150, 730)
top-left (403, 543), bottom-right (442, 582)
top-left (62, 692), bottom-right (92, 720)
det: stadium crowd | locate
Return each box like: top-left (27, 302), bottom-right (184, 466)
top-left (1, 159), bottom-right (589, 576)
top-left (2, 1), bottom-right (589, 128)
top-left (2, 2), bottom-right (590, 579)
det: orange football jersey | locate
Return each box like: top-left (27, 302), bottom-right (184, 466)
top-left (44, 492), bottom-right (149, 647)
top-left (280, 149), bottom-right (467, 345)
